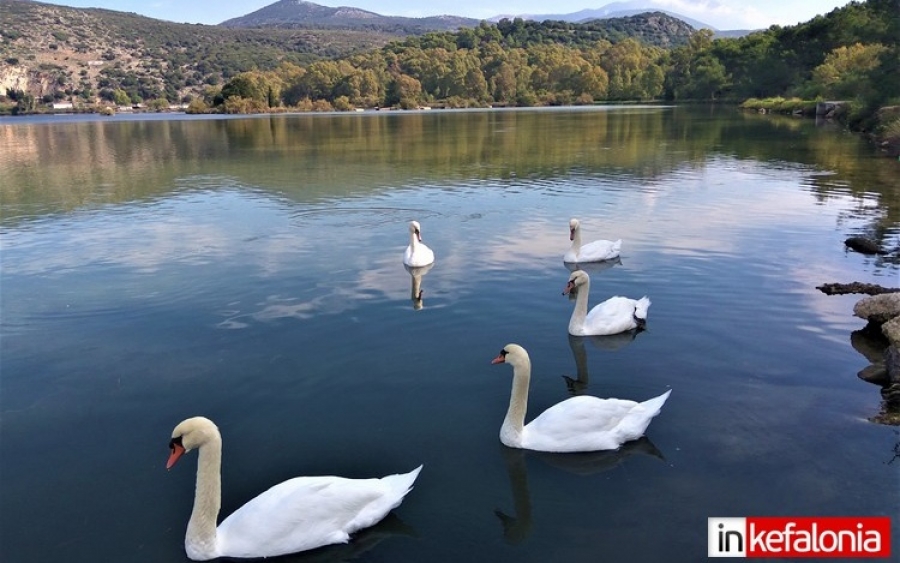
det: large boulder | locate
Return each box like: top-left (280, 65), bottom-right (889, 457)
top-left (883, 316), bottom-right (900, 346)
top-left (853, 293), bottom-right (900, 325)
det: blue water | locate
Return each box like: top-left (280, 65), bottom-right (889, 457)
top-left (1, 108), bottom-right (898, 562)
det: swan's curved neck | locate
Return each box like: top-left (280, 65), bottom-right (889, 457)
top-left (569, 228), bottom-right (582, 254)
top-left (568, 279), bottom-right (590, 335)
top-left (501, 359), bottom-right (531, 446)
top-left (186, 436), bottom-right (222, 559)
top-left (408, 231), bottom-right (420, 249)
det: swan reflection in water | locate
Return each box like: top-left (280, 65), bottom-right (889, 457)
top-left (494, 438), bottom-right (664, 544)
top-left (404, 263), bottom-right (434, 310)
top-left (563, 331), bottom-right (643, 396)
top-left (564, 256), bottom-right (622, 275)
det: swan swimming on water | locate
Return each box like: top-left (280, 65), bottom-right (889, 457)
top-left (490, 344), bottom-right (670, 452)
top-left (563, 270), bottom-right (650, 336)
top-left (403, 220), bottom-right (435, 267)
top-left (564, 218), bottom-right (621, 263)
top-left (166, 416), bottom-right (422, 560)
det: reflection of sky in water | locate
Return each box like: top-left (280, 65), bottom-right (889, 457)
top-left (2, 141), bottom-right (898, 563)
top-left (3, 157), bottom-right (884, 336)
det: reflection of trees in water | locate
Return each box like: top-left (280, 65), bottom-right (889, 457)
top-left (494, 438), bottom-right (664, 544)
top-left (737, 112), bottom-right (900, 258)
top-left (6, 109), bottom-right (899, 247)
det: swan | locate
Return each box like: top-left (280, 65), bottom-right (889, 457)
top-left (491, 344), bottom-right (671, 452)
top-left (166, 416), bottom-right (422, 561)
top-left (403, 220), bottom-right (435, 267)
top-left (564, 218), bottom-right (621, 263)
top-left (563, 270), bottom-right (650, 336)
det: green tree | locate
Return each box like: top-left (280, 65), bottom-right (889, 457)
top-left (809, 42), bottom-right (888, 99)
top-left (112, 88), bottom-right (131, 106)
top-left (385, 74), bottom-right (422, 109)
top-left (600, 38), bottom-right (664, 100)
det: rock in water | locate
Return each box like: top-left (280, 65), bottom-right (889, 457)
top-left (845, 236), bottom-right (884, 255)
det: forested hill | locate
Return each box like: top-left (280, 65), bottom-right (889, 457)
top-left (0, 0), bottom-right (697, 106)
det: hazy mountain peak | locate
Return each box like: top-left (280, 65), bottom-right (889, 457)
top-left (490, 0), bottom-right (764, 32)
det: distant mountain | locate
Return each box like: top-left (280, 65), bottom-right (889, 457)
top-left (491, 0), bottom-right (760, 37)
top-left (221, 0), bottom-right (480, 33)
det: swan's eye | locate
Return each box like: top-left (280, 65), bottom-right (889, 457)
top-left (169, 436), bottom-right (183, 450)
top-left (500, 349), bottom-right (508, 357)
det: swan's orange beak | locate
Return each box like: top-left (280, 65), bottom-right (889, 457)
top-left (569, 228), bottom-right (575, 241)
top-left (563, 280), bottom-right (575, 295)
top-left (491, 353), bottom-right (506, 365)
top-left (415, 230), bottom-right (422, 242)
top-left (167, 442), bottom-right (186, 469)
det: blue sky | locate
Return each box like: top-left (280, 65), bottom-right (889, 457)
top-left (37, 0), bottom-right (852, 30)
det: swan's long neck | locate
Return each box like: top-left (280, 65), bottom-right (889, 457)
top-left (408, 231), bottom-right (419, 250)
top-left (186, 436), bottom-right (222, 559)
top-left (569, 228), bottom-right (582, 255)
top-left (568, 279), bottom-right (590, 335)
top-left (501, 359), bottom-right (531, 446)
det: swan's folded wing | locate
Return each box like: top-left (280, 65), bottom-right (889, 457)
top-left (523, 396), bottom-right (639, 452)
top-left (217, 476), bottom-right (389, 558)
top-left (580, 239), bottom-right (621, 261)
top-left (584, 296), bottom-right (640, 334)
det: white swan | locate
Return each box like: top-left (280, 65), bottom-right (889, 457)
top-left (402, 220), bottom-right (435, 267)
top-left (564, 270), bottom-right (650, 336)
top-left (491, 344), bottom-right (671, 452)
top-left (564, 218), bottom-right (621, 263)
top-left (166, 416), bottom-right (422, 561)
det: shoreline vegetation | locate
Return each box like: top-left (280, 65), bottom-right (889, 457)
top-left (2, 1), bottom-right (898, 154)
top-left (4, 98), bottom-right (898, 158)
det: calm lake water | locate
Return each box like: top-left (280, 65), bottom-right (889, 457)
top-left (1, 107), bottom-right (898, 562)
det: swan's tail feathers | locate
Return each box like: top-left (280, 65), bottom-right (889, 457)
top-left (634, 296), bottom-right (651, 320)
top-left (638, 389), bottom-right (671, 416)
top-left (617, 390), bottom-right (671, 442)
top-left (382, 465), bottom-right (423, 505)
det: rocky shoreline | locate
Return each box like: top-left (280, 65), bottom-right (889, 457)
top-left (818, 239), bottom-right (900, 425)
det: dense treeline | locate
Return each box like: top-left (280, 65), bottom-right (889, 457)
top-left (0, 1), bottom-right (690, 110)
top-left (3, 0), bottom-right (897, 143)
top-left (185, 19), bottom-right (686, 114)
top-left (188, 0), bottom-right (896, 133)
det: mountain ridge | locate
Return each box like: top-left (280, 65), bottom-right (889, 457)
top-left (220, 0), bottom-right (481, 32)
top-left (222, 0), bottom-right (754, 37)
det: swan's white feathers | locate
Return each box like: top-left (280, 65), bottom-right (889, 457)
top-left (581, 295), bottom-right (651, 336)
top-left (522, 392), bottom-right (671, 452)
top-left (566, 270), bottom-right (650, 336)
top-left (565, 218), bottom-right (621, 263)
top-left (564, 238), bottom-right (622, 263)
top-left (494, 344), bottom-right (670, 453)
top-left (403, 220), bottom-right (435, 267)
top-left (169, 416), bottom-right (422, 560)
top-left (216, 466), bottom-right (421, 558)
top-left (217, 476), bottom-right (392, 558)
